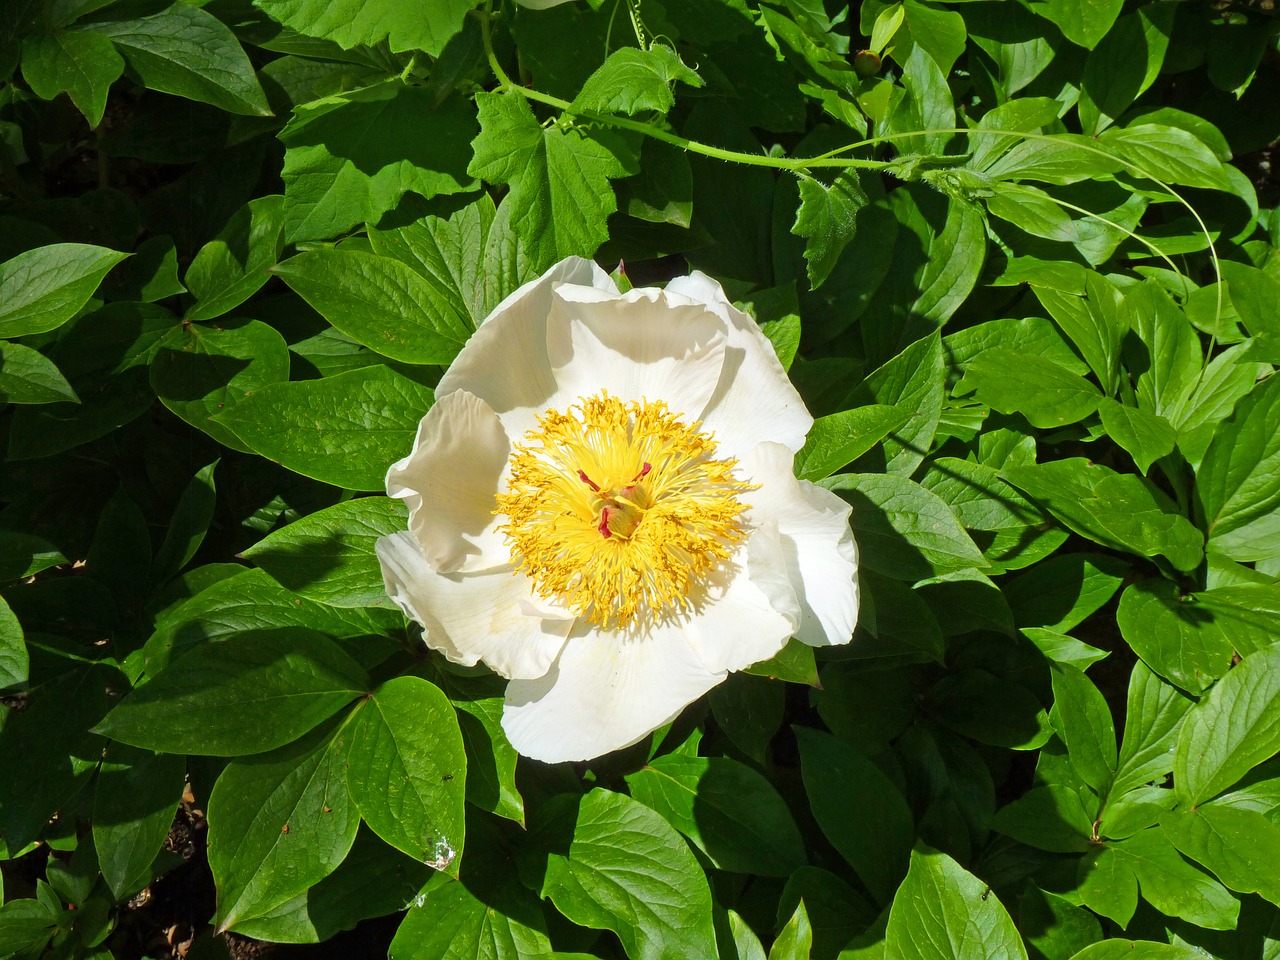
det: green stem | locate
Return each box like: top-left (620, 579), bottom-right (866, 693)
top-left (477, 6), bottom-right (1222, 329)
top-left (477, 7), bottom-right (882, 173)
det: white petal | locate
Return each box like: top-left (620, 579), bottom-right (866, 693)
top-left (386, 390), bottom-right (510, 573)
top-left (377, 531), bottom-right (571, 680)
top-left (666, 272), bottom-right (813, 455)
top-left (545, 284), bottom-right (727, 422)
top-left (739, 442), bottom-right (859, 647)
top-left (435, 258), bottom-right (616, 439)
top-left (500, 557), bottom-right (794, 763)
top-left (501, 628), bottom-right (723, 763)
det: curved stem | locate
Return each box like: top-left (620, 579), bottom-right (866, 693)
top-left (477, 7), bottom-right (883, 173)
top-left (477, 7), bottom-right (1222, 326)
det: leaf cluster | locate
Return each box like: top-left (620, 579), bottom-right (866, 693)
top-left (2, 1), bottom-right (1280, 959)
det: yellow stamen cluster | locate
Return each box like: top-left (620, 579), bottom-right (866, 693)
top-left (495, 393), bottom-right (753, 628)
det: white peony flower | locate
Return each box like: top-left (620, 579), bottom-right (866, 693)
top-left (377, 258), bottom-right (858, 763)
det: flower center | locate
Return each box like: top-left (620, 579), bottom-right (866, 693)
top-left (495, 392), bottom-right (754, 628)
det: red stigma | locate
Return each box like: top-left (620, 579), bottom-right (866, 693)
top-left (578, 469), bottom-right (600, 492)
top-left (597, 507), bottom-right (612, 538)
top-left (632, 462), bottom-right (651, 482)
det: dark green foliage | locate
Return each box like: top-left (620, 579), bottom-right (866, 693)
top-left (2, 1), bottom-right (1280, 959)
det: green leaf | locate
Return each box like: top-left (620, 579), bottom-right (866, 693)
top-left (743, 636), bottom-right (819, 686)
top-left (1003, 459), bottom-right (1203, 572)
top-left (621, 138), bottom-right (694, 229)
top-left (965, 4), bottom-right (1056, 98)
top-left (626, 754), bottom-right (806, 877)
top-left (1050, 664), bottom-right (1117, 797)
top-left (793, 404), bottom-right (907, 482)
top-left (919, 458), bottom-right (1067, 573)
top-left (729, 910), bottom-right (768, 960)
top-left (1128, 281), bottom-right (1203, 420)
top-left (1175, 643), bottom-right (1280, 807)
top-left (151, 461), bottom-right (218, 586)
top-left (1022, 628), bottom-right (1109, 670)
top-left (184, 195), bottom-right (285, 322)
top-left (820, 473), bottom-right (987, 580)
top-left (0, 242), bottom-right (129, 338)
top-left (860, 570), bottom-right (945, 661)
top-left (1194, 583), bottom-right (1280, 657)
top-left (990, 785), bottom-right (1094, 852)
top-left (1098, 124), bottom-right (1234, 191)
top-left (815, 663), bottom-right (916, 753)
top-left (0, 532), bottom-right (66, 582)
top-left (1070, 942), bottom-right (1205, 960)
top-left (967, 98), bottom-right (1063, 171)
top-left (571, 46), bottom-right (702, 116)
top-left (1112, 662), bottom-right (1193, 798)
top-left (885, 846), bottom-right (1028, 960)
top-left (0, 900), bottom-right (57, 959)
top-left (1076, 843), bottom-right (1139, 927)
top-left (0, 341), bottom-right (77, 404)
top-left (96, 628), bottom-right (368, 756)
top-left (891, 44), bottom-right (956, 155)
top-left (1078, 5), bottom-right (1174, 135)
top-left (103, 234), bottom-right (185, 303)
top-left (769, 901), bottom-right (812, 960)
top-left (982, 135), bottom-right (1124, 185)
top-left (708, 674), bottom-right (783, 765)
top-left (1097, 399), bottom-right (1177, 475)
top-left (778, 867), bottom-right (877, 959)
top-left (1171, 344), bottom-right (1266, 467)
top-left (468, 92), bottom-right (634, 263)
top-left (272, 249), bottom-right (470, 365)
top-left (1098, 828), bottom-right (1239, 930)
top-left (389, 871), bottom-right (552, 960)
top-left (526, 790), bottom-right (717, 960)
top-left (792, 170), bottom-right (870, 289)
top-left (230, 827), bottom-right (434, 944)
top-left (848, 330), bottom-right (945, 475)
top-left (1029, 0), bottom-right (1123, 49)
top-left (0, 597), bottom-right (25, 694)
top-left (243, 497), bottom-right (405, 608)
top-left (451, 694), bottom-right (525, 826)
top-left (1100, 785), bottom-right (1176, 840)
top-left (150, 319), bottom-right (291, 453)
top-left (19, 30), bottom-right (123, 127)
top-left (909, 196), bottom-right (986, 329)
top-left (208, 718), bottom-right (360, 930)
top-left (368, 194), bottom-right (503, 328)
top-left (88, 5), bottom-right (271, 116)
top-left (0, 664), bottom-right (118, 853)
top-left (346, 676), bottom-right (466, 873)
top-left (143, 567), bottom-right (398, 676)
top-left (1019, 883), bottom-right (1102, 960)
top-left (279, 83), bottom-right (477, 243)
top-left (917, 571), bottom-right (1015, 637)
top-left (957, 349), bottom-right (1102, 429)
top-left (922, 669), bottom-right (1053, 750)
top-left (1116, 579), bottom-right (1235, 695)
top-left (1033, 273), bottom-right (1126, 395)
top-left (1219, 260), bottom-right (1280, 341)
top-left (1197, 374), bottom-right (1280, 562)
top-left (254, 0), bottom-right (476, 57)
top-left (93, 744), bottom-right (186, 899)
top-left (1162, 805), bottom-right (1280, 904)
top-left (212, 366), bottom-right (434, 491)
top-left (901, 0), bottom-right (967, 75)
top-left (795, 727), bottom-right (911, 905)
top-left (1004, 553), bottom-right (1127, 632)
